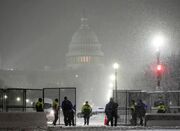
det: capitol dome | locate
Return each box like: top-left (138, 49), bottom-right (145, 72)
top-left (66, 17), bottom-right (104, 68)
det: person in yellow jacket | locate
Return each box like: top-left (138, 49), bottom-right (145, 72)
top-left (35, 98), bottom-right (44, 112)
top-left (81, 101), bottom-right (92, 125)
top-left (130, 100), bottom-right (137, 126)
top-left (157, 103), bottom-right (167, 113)
top-left (52, 98), bottom-right (59, 125)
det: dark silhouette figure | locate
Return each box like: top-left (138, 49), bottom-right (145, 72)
top-left (70, 105), bottom-right (76, 126)
top-left (105, 98), bottom-right (118, 126)
top-left (35, 98), bottom-right (44, 112)
top-left (61, 96), bottom-right (73, 126)
top-left (81, 101), bottom-right (92, 125)
top-left (52, 98), bottom-right (59, 125)
top-left (136, 99), bottom-right (146, 126)
top-left (130, 100), bottom-right (137, 126)
top-left (69, 104), bottom-right (76, 126)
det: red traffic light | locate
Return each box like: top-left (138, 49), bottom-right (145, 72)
top-left (157, 65), bottom-right (162, 71)
top-left (156, 64), bottom-right (165, 79)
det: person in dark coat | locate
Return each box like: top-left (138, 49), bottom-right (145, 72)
top-left (69, 104), bottom-right (76, 126)
top-left (136, 99), bottom-right (146, 126)
top-left (61, 96), bottom-right (73, 126)
top-left (35, 98), bottom-right (44, 112)
top-left (105, 98), bottom-right (118, 126)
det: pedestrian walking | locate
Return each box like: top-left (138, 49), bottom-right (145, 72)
top-left (130, 100), bottom-right (137, 126)
top-left (105, 98), bottom-right (118, 126)
top-left (52, 98), bottom-right (59, 126)
top-left (61, 96), bottom-right (73, 126)
top-left (69, 105), bottom-right (76, 126)
top-left (35, 98), bottom-right (44, 112)
top-left (136, 99), bottom-right (146, 126)
top-left (81, 101), bottom-right (92, 125)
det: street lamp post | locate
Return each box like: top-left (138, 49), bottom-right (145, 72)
top-left (157, 49), bottom-right (161, 88)
top-left (110, 74), bottom-right (115, 99)
top-left (113, 63), bottom-right (119, 102)
top-left (152, 33), bottom-right (165, 90)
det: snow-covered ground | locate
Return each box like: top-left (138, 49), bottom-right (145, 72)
top-left (48, 126), bottom-right (180, 131)
top-left (76, 113), bottom-right (105, 126)
top-left (48, 113), bottom-right (180, 131)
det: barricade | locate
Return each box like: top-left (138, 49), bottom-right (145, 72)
top-left (145, 113), bottom-right (180, 126)
top-left (0, 112), bottom-right (47, 131)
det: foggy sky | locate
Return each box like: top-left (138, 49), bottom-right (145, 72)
top-left (0, 0), bottom-right (180, 71)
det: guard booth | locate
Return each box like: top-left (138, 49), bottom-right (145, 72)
top-left (114, 90), bottom-right (180, 125)
top-left (43, 87), bottom-right (76, 125)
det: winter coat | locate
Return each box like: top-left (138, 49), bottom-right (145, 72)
top-left (157, 104), bottom-right (166, 113)
top-left (35, 101), bottom-right (44, 112)
top-left (61, 100), bottom-right (73, 111)
top-left (105, 101), bottom-right (118, 118)
top-left (130, 103), bottom-right (137, 115)
top-left (81, 104), bottom-right (92, 116)
top-left (53, 101), bottom-right (59, 111)
top-left (136, 101), bottom-right (146, 117)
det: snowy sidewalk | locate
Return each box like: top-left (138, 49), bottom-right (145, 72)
top-left (48, 125), bottom-right (180, 131)
top-left (48, 114), bottom-right (180, 131)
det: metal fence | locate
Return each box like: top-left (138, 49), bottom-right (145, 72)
top-left (0, 87), bottom-right (76, 125)
top-left (114, 90), bottom-right (180, 125)
top-left (43, 87), bottom-right (76, 125)
top-left (4, 88), bottom-right (43, 112)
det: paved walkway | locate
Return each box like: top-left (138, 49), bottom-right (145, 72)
top-left (48, 125), bottom-right (180, 131)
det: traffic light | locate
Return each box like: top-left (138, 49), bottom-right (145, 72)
top-left (157, 64), bottom-right (162, 71)
top-left (156, 64), bottom-right (163, 78)
top-left (156, 64), bottom-right (163, 87)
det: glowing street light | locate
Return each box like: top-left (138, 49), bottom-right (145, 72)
top-left (26, 99), bottom-right (30, 103)
top-left (16, 97), bottom-right (21, 102)
top-left (4, 95), bottom-right (8, 99)
top-left (113, 63), bottom-right (119, 70)
top-left (152, 33), bottom-right (166, 50)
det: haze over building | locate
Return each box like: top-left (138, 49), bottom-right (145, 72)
top-left (0, 0), bottom-right (180, 110)
top-left (65, 15), bottom-right (107, 107)
top-left (0, 15), bottom-right (108, 109)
